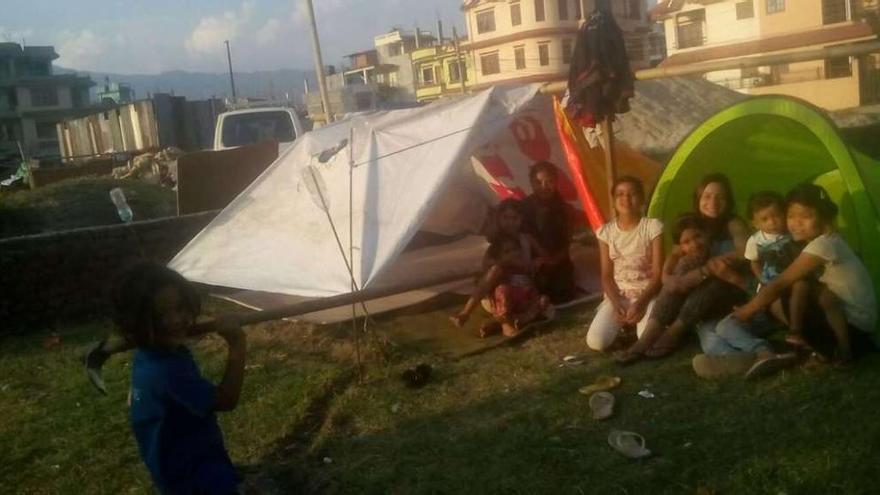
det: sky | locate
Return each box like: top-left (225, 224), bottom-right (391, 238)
top-left (1, 0), bottom-right (467, 74)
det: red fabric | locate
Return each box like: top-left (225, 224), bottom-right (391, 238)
top-left (493, 283), bottom-right (539, 318)
top-left (553, 97), bottom-right (605, 231)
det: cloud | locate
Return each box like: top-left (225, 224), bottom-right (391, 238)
top-left (56, 30), bottom-right (109, 71)
top-left (0, 26), bottom-right (35, 43)
top-left (186, 1), bottom-right (255, 56)
top-left (292, 0), bottom-right (347, 25)
top-left (256, 18), bottom-right (282, 45)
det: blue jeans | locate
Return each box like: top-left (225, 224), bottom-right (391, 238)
top-left (697, 315), bottom-right (772, 355)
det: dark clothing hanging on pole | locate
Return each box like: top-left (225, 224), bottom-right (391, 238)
top-left (566, 8), bottom-right (635, 128)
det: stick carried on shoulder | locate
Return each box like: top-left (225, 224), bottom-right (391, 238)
top-left (84, 268), bottom-right (479, 395)
top-left (85, 319), bottom-right (218, 395)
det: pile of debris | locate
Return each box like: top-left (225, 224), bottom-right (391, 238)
top-left (112, 147), bottom-right (184, 187)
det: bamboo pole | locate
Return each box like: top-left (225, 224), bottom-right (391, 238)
top-left (233, 269), bottom-right (480, 326)
top-left (541, 40), bottom-right (880, 94)
top-left (599, 116), bottom-right (616, 213)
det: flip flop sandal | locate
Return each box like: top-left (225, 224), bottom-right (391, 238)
top-left (608, 430), bottom-right (652, 459)
top-left (589, 391), bottom-right (615, 420)
top-left (745, 352), bottom-right (799, 380)
top-left (578, 375), bottom-right (621, 395)
top-left (84, 339), bottom-right (110, 395)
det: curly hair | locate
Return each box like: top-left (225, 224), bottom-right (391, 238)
top-left (672, 213), bottom-right (708, 244)
top-left (111, 262), bottom-right (201, 349)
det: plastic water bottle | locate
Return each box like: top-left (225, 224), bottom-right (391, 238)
top-left (109, 187), bottom-right (134, 223)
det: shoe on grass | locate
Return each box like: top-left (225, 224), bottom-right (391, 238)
top-left (745, 352), bottom-right (799, 380)
top-left (692, 353), bottom-right (756, 379)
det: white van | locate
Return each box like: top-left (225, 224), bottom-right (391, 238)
top-left (213, 107), bottom-right (306, 152)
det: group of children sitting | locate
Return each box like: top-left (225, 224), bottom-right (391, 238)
top-left (89, 169), bottom-right (876, 493)
top-left (452, 172), bottom-right (878, 375)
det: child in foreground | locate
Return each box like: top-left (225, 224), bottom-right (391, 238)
top-left (735, 184), bottom-right (878, 362)
top-left (111, 262), bottom-right (246, 494)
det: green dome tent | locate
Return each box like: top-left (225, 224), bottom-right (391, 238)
top-left (647, 96), bottom-right (880, 330)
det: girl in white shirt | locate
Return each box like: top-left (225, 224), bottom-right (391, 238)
top-left (586, 176), bottom-right (663, 351)
top-left (734, 184), bottom-right (878, 362)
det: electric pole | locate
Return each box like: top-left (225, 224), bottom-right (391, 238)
top-left (225, 40), bottom-right (237, 102)
top-left (304, 0), bottom-right (333, 124)
top-left (453, 27), bottom-right (467, 94)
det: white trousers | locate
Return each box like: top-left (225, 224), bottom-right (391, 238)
top-left (585, 297), bottom-right (656, 351)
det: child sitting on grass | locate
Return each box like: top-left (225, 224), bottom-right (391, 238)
top-left (744, 191), bottom-right (807, 344)
top-left (615, 214), bottom-right (749, 364)
top-left (450, 198), bottom-right (546, 329)
top-left (110, 262), bottom-right (246, 494)
top-left (735, 184), bottom-right (878, 363)
top-left (455, 234), bottom-right (552, 338)
top-left (585, 176), bottom-right (663, 352)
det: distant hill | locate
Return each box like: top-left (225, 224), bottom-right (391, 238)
top-left (56, 67), bottom-right (318, 105)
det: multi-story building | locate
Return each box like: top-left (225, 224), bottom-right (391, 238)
top-left (412, 37), bottom-right (475, 103)
top-left (461, 0), bottom-right (658, 92)
top-left (0, 42), bottom-right (94, 159)
top-left (651, 0), bottom-right (880, 110)
top-left (306, 29), bottom-right (434, 123)
top-left (97, 79), bottom-right (135, 105)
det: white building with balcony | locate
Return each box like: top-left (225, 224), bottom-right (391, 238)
top-left (651, 0), bottom-right (880, 110)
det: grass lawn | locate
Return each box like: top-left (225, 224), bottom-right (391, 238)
top-left (2, 297), bottom-right (880, 494)
top-left (0, 177), bottom-right (175, 238)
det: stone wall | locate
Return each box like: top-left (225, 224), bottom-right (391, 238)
top-left (0, 211), bottom-right (218, 333)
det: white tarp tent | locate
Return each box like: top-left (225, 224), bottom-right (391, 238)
top-left (170, 84), bottom-right (586, 298)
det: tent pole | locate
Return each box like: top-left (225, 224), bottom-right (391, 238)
top-left (348, 127), bottom-right (364, 382)
top-left (600, 116), bottom-right (616, 214)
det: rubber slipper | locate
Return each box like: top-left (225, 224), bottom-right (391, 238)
top-left (84, 339), bottom-right (109, 395)
top-left (578, 375), bottom-right (621, 395)
top-left (608, 430), bottom-right (651, 459)
top-left (589, 391), bottom-right (615, 420)
top-left (745, 352), bottom-right (799, 380)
